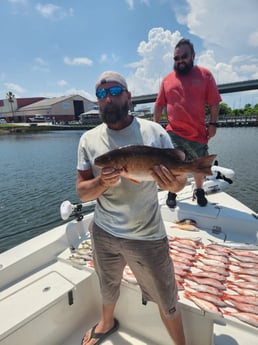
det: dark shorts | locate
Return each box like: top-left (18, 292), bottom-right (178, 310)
top-left (90, 221), bottom-right (179, 318)
top-left (168, 131), bottom-right (208, 160)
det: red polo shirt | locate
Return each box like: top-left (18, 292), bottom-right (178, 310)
top-left (155, 66), bottom-right (222, 143)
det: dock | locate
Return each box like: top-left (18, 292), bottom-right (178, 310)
top-left (160, 115), bottom-right (258, 128)
top-left (216, 115), bottom-right (258, 127)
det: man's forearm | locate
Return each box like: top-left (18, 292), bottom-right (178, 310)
top-left (77, 176), bottom-right (107, 202)
top-left (209, 103), bottom-right (220, 122)
top-left (153, 105), bottom-right (163, 122)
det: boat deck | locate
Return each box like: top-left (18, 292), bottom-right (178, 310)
top-left (0, 186), bottom-right (257, 345)
top-left (58, 202), bottom-right (258, 345)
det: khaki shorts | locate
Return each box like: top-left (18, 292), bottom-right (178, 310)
top-left (168, 131), bottom-right (208, 160)
top-left (90, 221), bottom-right (179, 318)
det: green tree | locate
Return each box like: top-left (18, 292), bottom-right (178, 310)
top-left (253, 103), bottom-right (258, 114)
top-left (219, 102), bottom-right (232, 116)
top-left (243, 103), bottom-right (252, 116)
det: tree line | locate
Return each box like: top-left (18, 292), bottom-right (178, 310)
top-left (216, 103), bottom-right (258, 116)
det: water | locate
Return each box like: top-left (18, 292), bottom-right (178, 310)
top-left (0, 131), bottom-right (82, 252)
top-left (209, 127), bottom-right (258, 212)
top-left (0, 128), bottom-right (257, 253)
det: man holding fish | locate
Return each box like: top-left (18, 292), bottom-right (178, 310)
top-left (77, 71), bottom-right (187, 345)
top-left (154, 38), bottom-right (221, 207)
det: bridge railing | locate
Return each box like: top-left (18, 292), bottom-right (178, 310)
top-left (131, 79), bottom-right (258, 106)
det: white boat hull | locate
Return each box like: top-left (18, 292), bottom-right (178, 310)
top-left (0, 185), bottom-right (257, 345)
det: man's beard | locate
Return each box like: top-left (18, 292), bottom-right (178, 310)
top-left (174, 60), bottom-right (194, 75)
top-left (100, 102), bottom-right (129, 125)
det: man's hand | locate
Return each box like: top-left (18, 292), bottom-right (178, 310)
top-left (206, 125), bottom-right (217, 140)
top-left (151, 165), bottom-right (187, 192)
top-left (99, 167), bottom-right (121, 188)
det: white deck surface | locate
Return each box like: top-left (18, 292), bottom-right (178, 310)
top-left (0, 186), bottom-right (257, 345)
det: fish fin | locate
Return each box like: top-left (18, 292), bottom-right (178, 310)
top-left (165, 148), bottom-right (185, 161)
top-left (192, 154), bottom-right (217, 175)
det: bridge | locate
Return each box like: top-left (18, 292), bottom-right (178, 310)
top-left (131, 79), bottom-right (258, 106)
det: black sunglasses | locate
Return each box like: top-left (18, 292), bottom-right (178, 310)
top-left (173, 53), bottom-right (189, 61)
top-left (96, 85), bottom-right (126, 99)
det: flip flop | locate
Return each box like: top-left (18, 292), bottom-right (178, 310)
top-left (81, 318), bottom-right (119, 345)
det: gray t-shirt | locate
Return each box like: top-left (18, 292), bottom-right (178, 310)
top-left (77, 117), bottom-right (173, 240)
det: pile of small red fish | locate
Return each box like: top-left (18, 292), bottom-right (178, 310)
top-left (168, 235), bottom-right (258, 328)
top-left (70, 236), bottom-right (258, 328)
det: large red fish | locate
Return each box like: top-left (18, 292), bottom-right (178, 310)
top-left (94, 145), bottom-right (216, 183)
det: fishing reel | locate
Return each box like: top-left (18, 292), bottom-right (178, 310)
top-left (60, 199), bottom-right (96, 222)
top-left (60, 200), bottom-right (84, 221)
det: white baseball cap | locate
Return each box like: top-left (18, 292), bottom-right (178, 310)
top-left (95, 71), bottom-right (128, 90)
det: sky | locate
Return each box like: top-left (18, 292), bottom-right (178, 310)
top-left (1, 0), bottom-right (258, 110)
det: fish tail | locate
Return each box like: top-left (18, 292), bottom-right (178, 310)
top-left (192, 154), bottom-right (217, 175)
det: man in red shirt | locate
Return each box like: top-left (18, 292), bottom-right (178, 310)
top-left (154, 38), bottom-right (221, 207)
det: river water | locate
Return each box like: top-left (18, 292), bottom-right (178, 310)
top-left (0, 127), bottom-right (257, 252)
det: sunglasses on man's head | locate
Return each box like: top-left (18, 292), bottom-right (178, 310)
top-left (173, 53), bottom-right (189, 61)
top-left (96, 85), bottom-right (126, 99)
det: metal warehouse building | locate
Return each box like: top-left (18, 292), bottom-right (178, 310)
top-left (0, 95), bottom-right (96, 123)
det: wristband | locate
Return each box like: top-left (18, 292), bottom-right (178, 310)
top-left (209, 122), bottom-right (218, 127)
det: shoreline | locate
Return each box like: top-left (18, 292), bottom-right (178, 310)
top-left (0, 123), bottom-right (96, 135)
top-left (1, 117), bottom-right (258, 136)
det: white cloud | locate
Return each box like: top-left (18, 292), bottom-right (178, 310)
top-left (64, 56), bottom-right (93, 66)
top-left (57, 80), bottom-right (68, 87)
top-left (196, 50), bottom-right (240, 84)
top-left (4, 82), bottom-right (27, 94)
top-left (6, 1), bottom-right (257, 109)
top-left (126, 0), bottom-right (150, 10)
top-left (230, 55), bottom-right (255, 64)
top-left (35, 3), bottom-right (74, 20)
top-left (126, 0), bottom-right (134, 9)
top-left (127, 28), bottom-right (182, 94)
top-left (98, 53), bottom-right (120, 64)
top-left (35, 3), bottom-right (60, 17)
top-left (176, 0), bottom-right (258, 58)
top-left (127, 23), bottom-right (258, 109)
top-left (238, 64), bottom-right (258, 74)
top-left (253, 71), bottom-right (258, 79)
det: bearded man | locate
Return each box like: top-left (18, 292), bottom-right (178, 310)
top-left (77, 71), bottom-right (187, 345)
top-left (154, 38), bottom-right (221, 207)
